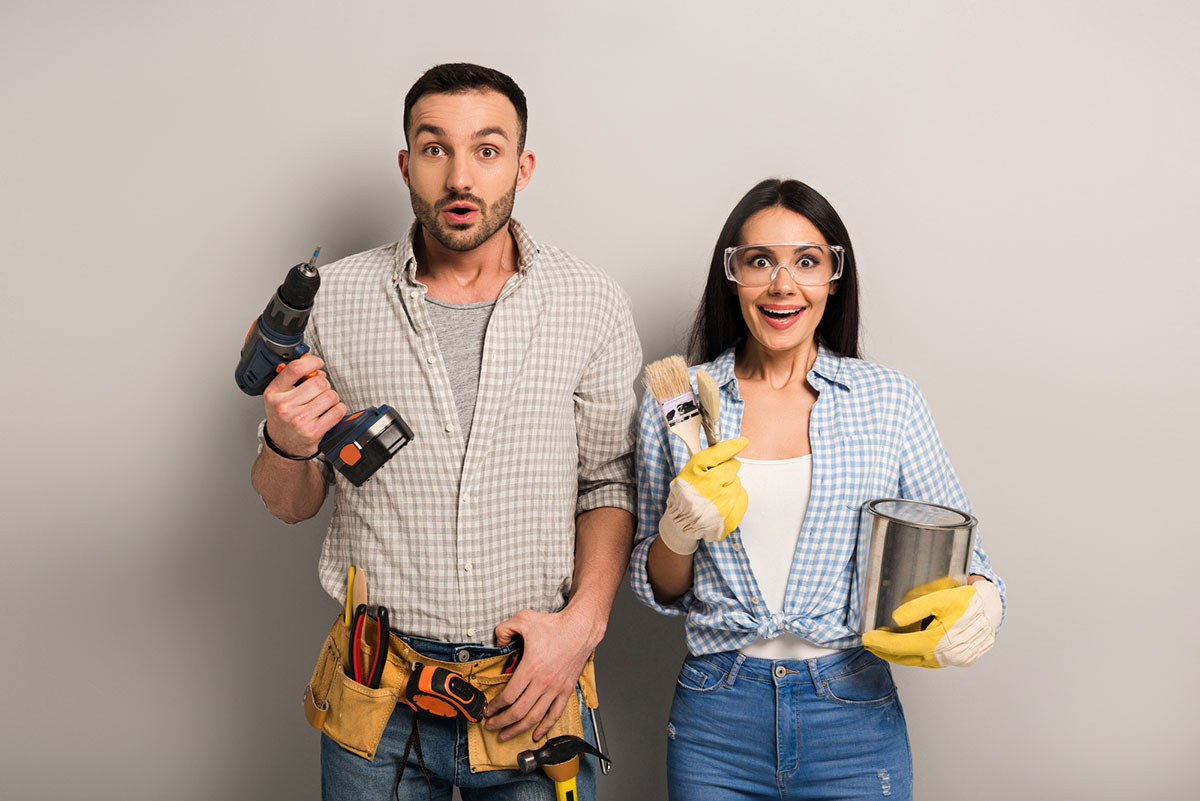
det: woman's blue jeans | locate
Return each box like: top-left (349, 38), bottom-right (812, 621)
top-left (666, 647), bottom-right (912, 801)
top-left (321, 634), bottom-right (596, 801)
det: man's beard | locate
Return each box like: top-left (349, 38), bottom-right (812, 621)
top-left (409, 182), bottom-right (516, 253)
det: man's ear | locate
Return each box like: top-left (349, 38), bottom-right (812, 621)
top-left (398, 150), bottom-right (410, 186)
top-left (515, 149), bottom-right (536, 192)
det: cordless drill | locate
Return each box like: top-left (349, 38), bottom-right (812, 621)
top-left (236, 248), bottom-right (413, 486)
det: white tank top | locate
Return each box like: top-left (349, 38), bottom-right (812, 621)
top-left (737, 454), bottom-right (841, 661)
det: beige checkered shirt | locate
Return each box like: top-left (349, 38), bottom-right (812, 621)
top-left (303, 220), bottom-right (640, 643)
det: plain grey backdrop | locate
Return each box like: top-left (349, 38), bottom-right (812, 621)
top-left (3, 1), bottom-right (1197, 799)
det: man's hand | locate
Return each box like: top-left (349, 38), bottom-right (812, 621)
top-left (485, 606), bottom-right (599, 741)
top-left (262, 353), bottom-right (346, 458)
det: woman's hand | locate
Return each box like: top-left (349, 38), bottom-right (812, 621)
top-left (862, 580), bottom-right (1002, 668)
top-left (657, 437), bottom-right (750, 555)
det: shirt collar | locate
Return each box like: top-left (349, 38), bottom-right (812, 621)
top-left (810, 342), bottom-right (853, 391)
top-left (393, 217), bottom-right (541, 287)
top-left (707, 341), bottom-right (853, 395)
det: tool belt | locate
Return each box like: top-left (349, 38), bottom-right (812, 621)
top-left (302, 614), bottom-right (600, 771)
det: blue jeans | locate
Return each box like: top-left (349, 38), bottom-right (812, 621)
top-left (321, 634), bottom-right (597, 801)
top-left (667, 647), bottom-right (912, 801)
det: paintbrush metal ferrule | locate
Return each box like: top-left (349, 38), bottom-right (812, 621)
top-left (657, 391), bottom-right (700, 426)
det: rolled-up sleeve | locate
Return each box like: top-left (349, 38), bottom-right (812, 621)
top-left (574, 289), bottom-right (641, 516)
top-left (898, 379), bottom-right (1006, 623)
top-left (629, 390), bottom-right (692, 616)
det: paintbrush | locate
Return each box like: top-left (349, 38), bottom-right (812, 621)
top-left (696, 369), bottom-right (721, 446)
top-left (643, 355), bottom-right (703, 455)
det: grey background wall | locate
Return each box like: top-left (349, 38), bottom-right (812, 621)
top-left (3, 1), bottom-right (1197, 799)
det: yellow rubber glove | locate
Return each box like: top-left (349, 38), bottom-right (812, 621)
top-left (657, 437), bottom-right (750, 555)
top-left (862, 580), bottom-right (1002, 669)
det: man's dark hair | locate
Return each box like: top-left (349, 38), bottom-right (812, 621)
top-left (403, 63), bottom-right (528, 152)
top-left (688, 178), bottom-right (862, 363)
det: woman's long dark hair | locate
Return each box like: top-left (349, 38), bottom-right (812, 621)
top-left (687, 178), bottom-right (861, 363)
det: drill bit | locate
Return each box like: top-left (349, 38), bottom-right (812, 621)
top-left (301, 247), bottom-right (321, 277)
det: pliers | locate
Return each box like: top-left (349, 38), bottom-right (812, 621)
top-left (347, 604), bottom-right (389, 689)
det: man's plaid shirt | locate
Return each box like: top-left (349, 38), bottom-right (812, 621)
top-left (280, 220), bottom-right (641, 642)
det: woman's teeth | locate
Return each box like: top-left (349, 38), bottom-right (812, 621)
top-left (761, 307), bottom-right (801, 319)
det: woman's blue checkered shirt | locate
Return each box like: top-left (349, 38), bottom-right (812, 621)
top-left (630, 345), bottom-right (1005, 656)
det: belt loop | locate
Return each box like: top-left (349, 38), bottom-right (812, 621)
top-left (725, 653), bottom-right (746, 688)
top-left (807, 658), bottom-right (824, 696)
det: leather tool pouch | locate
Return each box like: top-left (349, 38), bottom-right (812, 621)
top-left (302, 614), bottom-right (409, 761)
top-left (302, 615), bottom-right (600, 771)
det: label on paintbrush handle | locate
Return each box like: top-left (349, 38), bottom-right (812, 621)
top-left (658, 391), bottom-right (700, 426)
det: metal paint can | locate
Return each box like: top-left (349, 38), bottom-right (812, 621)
top-left (854, 498), bottom-right (977, 632)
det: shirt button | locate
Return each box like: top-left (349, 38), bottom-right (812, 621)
top-left (466, 627), bottom-right (476, 638)
top-left (427, 355), bottom-right (437, 364)
top-left (732, 543), bottom-right (741, 552)
top-left (751, 596), bottom-right (760, 605)
top-left (461, 492), bottom-right (471, 503)
top-left (410, 290), bottom-right (419, 299)
top-left (463, 562), bottom-right (473, 573)
top-left (445, 422), bottom-right (455, 433)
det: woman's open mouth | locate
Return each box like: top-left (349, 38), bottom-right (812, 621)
top-left (757, 305), bottom-right (805, 329)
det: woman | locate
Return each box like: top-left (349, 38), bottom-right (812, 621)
top-left (630, 178), bottom-right (1005, 800)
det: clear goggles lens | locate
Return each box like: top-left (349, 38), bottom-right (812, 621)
top-left (724, 243), bottom-right (844, 287)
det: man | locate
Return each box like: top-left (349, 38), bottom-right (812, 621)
top-left (251, 63), bottom-right (640, 800)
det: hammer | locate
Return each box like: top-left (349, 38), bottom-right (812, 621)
top-left (516, 735), bottom-right (610, 801)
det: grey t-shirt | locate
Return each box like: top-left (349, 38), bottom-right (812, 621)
top-left (424, 296), bottom-right (495, 442)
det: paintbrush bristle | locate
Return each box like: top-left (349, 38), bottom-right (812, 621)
top-left (643, 355), bottom-right (692, 402)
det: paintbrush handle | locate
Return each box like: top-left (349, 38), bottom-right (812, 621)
top-left (669, 416), bottom-right (704, 456)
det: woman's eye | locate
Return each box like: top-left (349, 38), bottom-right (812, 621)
top-left (750, 257), bottom-right (773, 269)
top-left (797, 257), bottom-right (817, 269)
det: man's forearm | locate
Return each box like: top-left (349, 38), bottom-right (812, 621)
top-left (564, 506), bottom-right (635, 649)
top-left (250, 449), bottom-right (328, 524)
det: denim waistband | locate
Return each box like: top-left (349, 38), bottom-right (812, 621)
top-left (396, 632), bottom-right (520, 665)
top-left (689, 646), bottom-right (877, 686)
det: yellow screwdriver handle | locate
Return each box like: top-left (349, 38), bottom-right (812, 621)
top-left (344, 566), bottom-right (356, 627)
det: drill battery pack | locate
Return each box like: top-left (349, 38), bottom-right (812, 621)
top-left (322, 405), bottom-right (414, 487)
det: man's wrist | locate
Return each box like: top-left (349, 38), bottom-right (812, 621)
top-left (263, 424), bottom-right (318, 461)
top-left (559, 596), bottom-right (608, 651)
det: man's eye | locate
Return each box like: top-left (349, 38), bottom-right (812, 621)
top-left (479, 147), bottom-right (497, 158)
top-left (424, 145), bottom-right (444, 156)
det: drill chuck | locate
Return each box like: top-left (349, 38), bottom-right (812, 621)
top-left (278, 262), bottom-right (321, 315)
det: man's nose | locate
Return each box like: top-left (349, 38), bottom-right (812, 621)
top-left (447, 154), bottom-right (473, 192)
